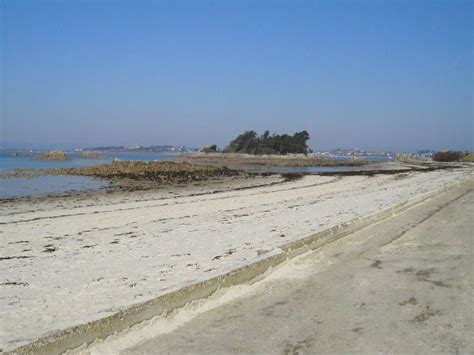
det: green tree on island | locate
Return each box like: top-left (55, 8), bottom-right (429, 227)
top-left (224, 130), bottom-right (311, 155)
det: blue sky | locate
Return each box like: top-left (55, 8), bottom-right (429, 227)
top-left (1, 0), bottom-right (472, 151)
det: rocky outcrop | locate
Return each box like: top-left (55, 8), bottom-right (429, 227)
top-left (174, 153), bottom-right (369, 169)
top-left (35, 150), bottom-right (69, 161)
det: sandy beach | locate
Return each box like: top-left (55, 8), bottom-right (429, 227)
top-left (115, 179), bottom-right (474, 354)
top-left (1, 167), bottom-right (472, 352)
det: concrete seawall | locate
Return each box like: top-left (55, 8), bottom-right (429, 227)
top-left (9, 178), bottom-right (472, 354)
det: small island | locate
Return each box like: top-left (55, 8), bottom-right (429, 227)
top-left (80, 150), bottom-right (109, 159)
top-left (187, 130), bottom-right (368, 169)
top-left (35, 150), bottom-right (69, 161)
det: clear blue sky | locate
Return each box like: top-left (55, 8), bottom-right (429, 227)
top-left (1, 0), bottom-right (472, 152)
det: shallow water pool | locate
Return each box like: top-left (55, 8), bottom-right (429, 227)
top-left (0, 175), bottom-right (110, 198)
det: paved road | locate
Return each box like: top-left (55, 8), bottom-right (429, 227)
top-left (124, 181), bottom-right (474, 354)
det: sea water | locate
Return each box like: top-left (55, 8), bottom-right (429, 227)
top-left (0, 150), bottom-right (174, 198)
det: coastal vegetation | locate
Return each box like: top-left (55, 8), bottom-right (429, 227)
top-left (223, 130), bottom-right (311, 155)
top-left (461, 153), bottom-right (474, 162)
top-left (199, 145), bottom-right (218, 153)
top-left (432, 151), bottom-right (473, 162)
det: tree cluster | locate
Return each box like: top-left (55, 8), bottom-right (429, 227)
top-left (224, 130), bottom-right (311, 155)
top-left (200, 144), bottom-right (218, 153)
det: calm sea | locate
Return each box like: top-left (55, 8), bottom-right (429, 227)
top-left (0, 151), bottom-right (174, 171)
top-left (0, 150), bottom-right (174, 198)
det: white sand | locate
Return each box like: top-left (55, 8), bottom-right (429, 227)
top-left (0, 169), bottom-right (472, 351)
